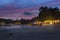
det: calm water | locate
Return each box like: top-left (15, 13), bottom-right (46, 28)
top-left (0, 25), bottom-right (60, 40)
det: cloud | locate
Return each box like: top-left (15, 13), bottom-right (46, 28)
top-left (0, 0), bottom-right (60, 19)
top-left (24, 12), bottom-right (32, 16)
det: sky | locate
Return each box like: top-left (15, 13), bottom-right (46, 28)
top-left (0, 0), bottom-right (60, 20)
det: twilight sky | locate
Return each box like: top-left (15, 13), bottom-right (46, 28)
top-left (0, 0), bottom-right (60, 20)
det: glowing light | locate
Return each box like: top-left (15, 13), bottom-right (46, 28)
top-left (0, 22), bottom-right (5, 25)
top-left (54, 20), bottom-right (60, 23)
top-left (44, 20), bottom-right (53, 24)
top-left (34, 20), bottom-right (42, 25)
top-left (15, 21), bottom-right (21, 25)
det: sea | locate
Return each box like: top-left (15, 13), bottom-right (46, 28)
top-left (0, 24), bottom-right (60, 40)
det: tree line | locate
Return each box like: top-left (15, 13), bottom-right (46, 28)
top-left (38, 6), bottom-right (60, 21)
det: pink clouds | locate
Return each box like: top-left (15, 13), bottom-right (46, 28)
top-left (0, 0), bottom-right (60, 19)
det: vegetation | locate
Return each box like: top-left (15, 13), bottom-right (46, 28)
top-left (39, 6), bottom-right (60, 21)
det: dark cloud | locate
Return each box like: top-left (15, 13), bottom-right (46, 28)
top-left (24, 12), bottom-right (32, 16)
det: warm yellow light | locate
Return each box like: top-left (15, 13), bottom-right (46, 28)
top-left (15, 21), bottom-right (21, 25)
top-left (44, 20), bottom-right (53, 24)
top-left (34, 21), bottom-right (41, 25)
top-left (54, 20), bottom-right (60, 23)
top-left (50, 21), bottom-right (53, 24)
top-left (0, 22), bottom-right (5, 25)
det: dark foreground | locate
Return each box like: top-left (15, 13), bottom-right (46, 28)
top-left (0, 25), bottom-right (60, 40)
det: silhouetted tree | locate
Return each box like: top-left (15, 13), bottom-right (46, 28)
top-left (48, 7), bottom-right (59, 19)
top-left (39, 6), bottom-right (50, 21)
top-left (39, 6), bottom-right (60, 21)
top-left (20, 18), bottom-right (30, 24)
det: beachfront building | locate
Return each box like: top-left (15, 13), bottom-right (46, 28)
top-left (42, 20), bottom-right (60, 26)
